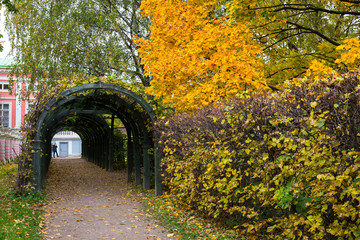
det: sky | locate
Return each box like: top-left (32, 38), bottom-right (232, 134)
top-left (0, 8), bottom-right (12, 58)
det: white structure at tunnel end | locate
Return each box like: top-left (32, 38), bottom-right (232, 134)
top-left (52, 131), bottom-right (82, 158)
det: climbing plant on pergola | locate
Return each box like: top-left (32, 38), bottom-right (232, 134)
top-left (31, 82), bottom-right (162, 195)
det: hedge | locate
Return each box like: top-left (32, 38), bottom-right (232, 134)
top-left (155, 70), bottom-right (360, 239)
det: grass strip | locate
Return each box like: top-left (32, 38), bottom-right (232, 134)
top-left (143, 192), bottom-right (243, 240)
top-left (0, 163), bottom-right (44, 240)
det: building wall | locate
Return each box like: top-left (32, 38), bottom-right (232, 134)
top-left (0, 64), bottom-right (23, 162)
top-left (0, 71), bottom-right (30, 129)
top-left (0, 59), bottom-right (82, 158)
top-left (0, 72), bottom-right (15, 128)
top-left (0, 137), bottom-right (21, 163)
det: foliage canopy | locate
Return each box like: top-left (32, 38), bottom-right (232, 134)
top-left (6, 0), bottom-right (151, 94)
top-left (6, 0), bottom-right (360, 112)
top-left (227, 0), bottom-right (360, 83)
top-left (136, 0), bottom-right (360, 111)
top-left (136, 0), bottom-right (267, 112)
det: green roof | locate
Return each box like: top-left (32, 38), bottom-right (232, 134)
top-left (0, 58), bottom-right (14, 68)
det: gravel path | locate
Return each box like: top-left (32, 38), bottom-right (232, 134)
top-left (42, 158), bottom-right (173, 240)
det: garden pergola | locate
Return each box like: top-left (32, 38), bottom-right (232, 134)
top-left (32, 82), bottom-right (162, 195)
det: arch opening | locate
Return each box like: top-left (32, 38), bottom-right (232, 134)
top-left (33, 83), bottom-right (162, 195)
top-left (51, 130), bottom-right (82, 158)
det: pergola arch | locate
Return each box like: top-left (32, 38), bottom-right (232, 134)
top-left (33, 82), bottom-right (162, 195)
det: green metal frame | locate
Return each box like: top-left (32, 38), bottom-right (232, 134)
top-left (33, 83), bottom-right (162, 195)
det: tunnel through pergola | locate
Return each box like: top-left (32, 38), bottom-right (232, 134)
top-left (33, 82), bottom-right (162, 195)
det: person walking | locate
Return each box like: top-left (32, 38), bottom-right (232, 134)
top-left (53, 143), bottom-right (59, 158)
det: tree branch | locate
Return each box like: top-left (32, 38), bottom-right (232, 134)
top-left (287, 21), bottom-right (340, 46)
top-left (263, 31), bottom-right (308, 51)
top-left (339, 0), bottom-right (360, 3)
top-left (274, 6), bottom-right (360, 16)
top-left (249, 3), bottom-right (360, 16)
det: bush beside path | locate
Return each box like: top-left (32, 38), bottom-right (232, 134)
top-left (42, 158), bottom-right (172, 240)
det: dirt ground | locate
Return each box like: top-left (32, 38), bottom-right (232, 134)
top-left (42, 158), bottom-right (173, 240)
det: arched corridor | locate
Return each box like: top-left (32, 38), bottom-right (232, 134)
top-left (32, 83), bottom-right (161, 195)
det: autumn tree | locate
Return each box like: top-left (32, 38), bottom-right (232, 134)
top-left (227, 0), bottom-right (360, 83)
top-left (1, 0), bottom-right (16, 12)
top-left (5, 0), bottom-right (151, 93)
top-left (136, 0), bottom-right (267, 112)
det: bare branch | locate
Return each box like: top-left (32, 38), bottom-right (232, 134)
top-left (249, 3), bottom-right (360, 16)
top-left (263, 31), bottom-right (308, 51)
top-left (287, 21), bottom-right (340, 46)
top-left (339, 0), bottom-right (360, 3)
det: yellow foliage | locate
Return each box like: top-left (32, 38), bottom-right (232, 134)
top-left (335, 37), bottom-right (360, 69)
top-left (136, 0), bottom-right (267, 112)
top-left (306, 59), bottom-right (338, 80)
top-left (304, 38), bottom-right (360, 82)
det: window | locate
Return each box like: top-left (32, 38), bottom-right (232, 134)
top-left (0, 83), bottom-right (9, 92)
top-left (0, 104), bottom-right (10, 127)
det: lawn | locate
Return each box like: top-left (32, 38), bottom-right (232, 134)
top-left (0, 163), bottom-right (44, 240)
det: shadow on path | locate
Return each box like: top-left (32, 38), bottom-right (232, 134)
top-left (42, 158), bottom-right (172, 240)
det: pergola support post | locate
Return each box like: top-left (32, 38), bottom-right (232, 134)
top-left (127, 137), bottom-right (133, 183)
top-left (154, 141), bottom-right (162, 196)
top-left (108, 114), bottom-right (115, 172)
top-left (134, 138), bottom-right (141, 185)
top-left (33, 140), bottom-right (42, 191)
top-left (143, 141), bottom-right (151, 190)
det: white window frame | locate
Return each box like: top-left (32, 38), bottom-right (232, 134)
top-left (0, 82), bottom-right (10, 92)
top-left (0, 102), bottom-right (12, 128)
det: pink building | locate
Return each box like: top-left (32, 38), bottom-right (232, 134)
top-left (0, 58), bottom-right (26, 128)
top-left (0, 128), bottom-right (22, 163)
top-left (0, 58), bottom-right (22, 162)
top-left (0, 58), bottom-right (81, 162)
